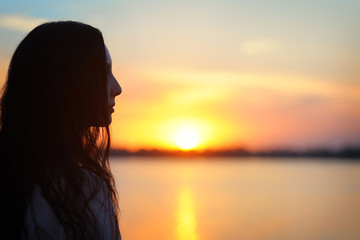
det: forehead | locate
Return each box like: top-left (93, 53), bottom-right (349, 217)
top-left (105, 45), bottom-right (112, 64)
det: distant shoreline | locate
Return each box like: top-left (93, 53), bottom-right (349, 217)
top-left (110, 147), bottom-right (360, 159)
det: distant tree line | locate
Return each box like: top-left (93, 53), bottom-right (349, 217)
top-left (109, 146), bottom-right (360, 159)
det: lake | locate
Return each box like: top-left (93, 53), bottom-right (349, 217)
top-left (110, 157), bottom-right (360, 240)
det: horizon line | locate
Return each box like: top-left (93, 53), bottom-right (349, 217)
top-left (109, 146), bottom-right (360, 158)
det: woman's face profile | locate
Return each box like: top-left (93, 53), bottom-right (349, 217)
top-left (105, 45), bottom-right (122, 124)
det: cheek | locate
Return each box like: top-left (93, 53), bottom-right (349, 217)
top-left (106, 77), bottom-right (111, 98)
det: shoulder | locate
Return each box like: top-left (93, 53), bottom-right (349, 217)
top-left (24, 170), bottom-right (120, 240)
top-left (24, 186), bottom-right (66, 240)
top-left (81, 169), bottom-right (112, 211)
top-left (81, 169), bottom-right (121, 240)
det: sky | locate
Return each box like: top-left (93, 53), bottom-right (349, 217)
top-left (0, 0), bottom-right (359, 151)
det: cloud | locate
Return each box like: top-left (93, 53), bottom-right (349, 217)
top-left (0, 14), bottom-right (48, 32)
top-left (239, 39), bottom-right (280, 56)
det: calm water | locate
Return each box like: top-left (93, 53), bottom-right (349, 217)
top-left (110, 157), bottom-right (360, 240)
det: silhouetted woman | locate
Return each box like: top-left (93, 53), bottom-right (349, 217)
top-left (0, 21), bottom-right (122, 239)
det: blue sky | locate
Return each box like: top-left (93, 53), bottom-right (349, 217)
top-left (1, 0), bottom-right (359, 76)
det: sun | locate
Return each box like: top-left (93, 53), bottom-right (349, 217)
top-left (174, 127), bottom-right (200, 150)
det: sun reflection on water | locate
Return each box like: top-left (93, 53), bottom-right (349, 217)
top-left (177, 186), bottom-right (198, 240)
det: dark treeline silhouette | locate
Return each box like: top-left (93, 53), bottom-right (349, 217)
top-left (110, 146), bottom-right (360, 159)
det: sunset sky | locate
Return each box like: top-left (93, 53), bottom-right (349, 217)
top-left (0, 0), bottom-right (359, 151)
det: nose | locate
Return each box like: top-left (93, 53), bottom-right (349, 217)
top-left (114, 83), bottom-right (122, 97)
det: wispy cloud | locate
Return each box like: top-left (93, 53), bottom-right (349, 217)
top-left (0, 14), bottom-right (48, 32)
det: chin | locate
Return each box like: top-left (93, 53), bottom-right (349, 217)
top-left (90, 116), bottom-right (112, 127)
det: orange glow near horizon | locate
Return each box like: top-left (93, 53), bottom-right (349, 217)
top-left (109, 66), bottom-right (360, 151)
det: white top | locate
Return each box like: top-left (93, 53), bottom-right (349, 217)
top-left (22, 173), bottom-right (120, 240)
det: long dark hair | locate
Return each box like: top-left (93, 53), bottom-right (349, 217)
top-left (0, 21), bottom-right (119, 239)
